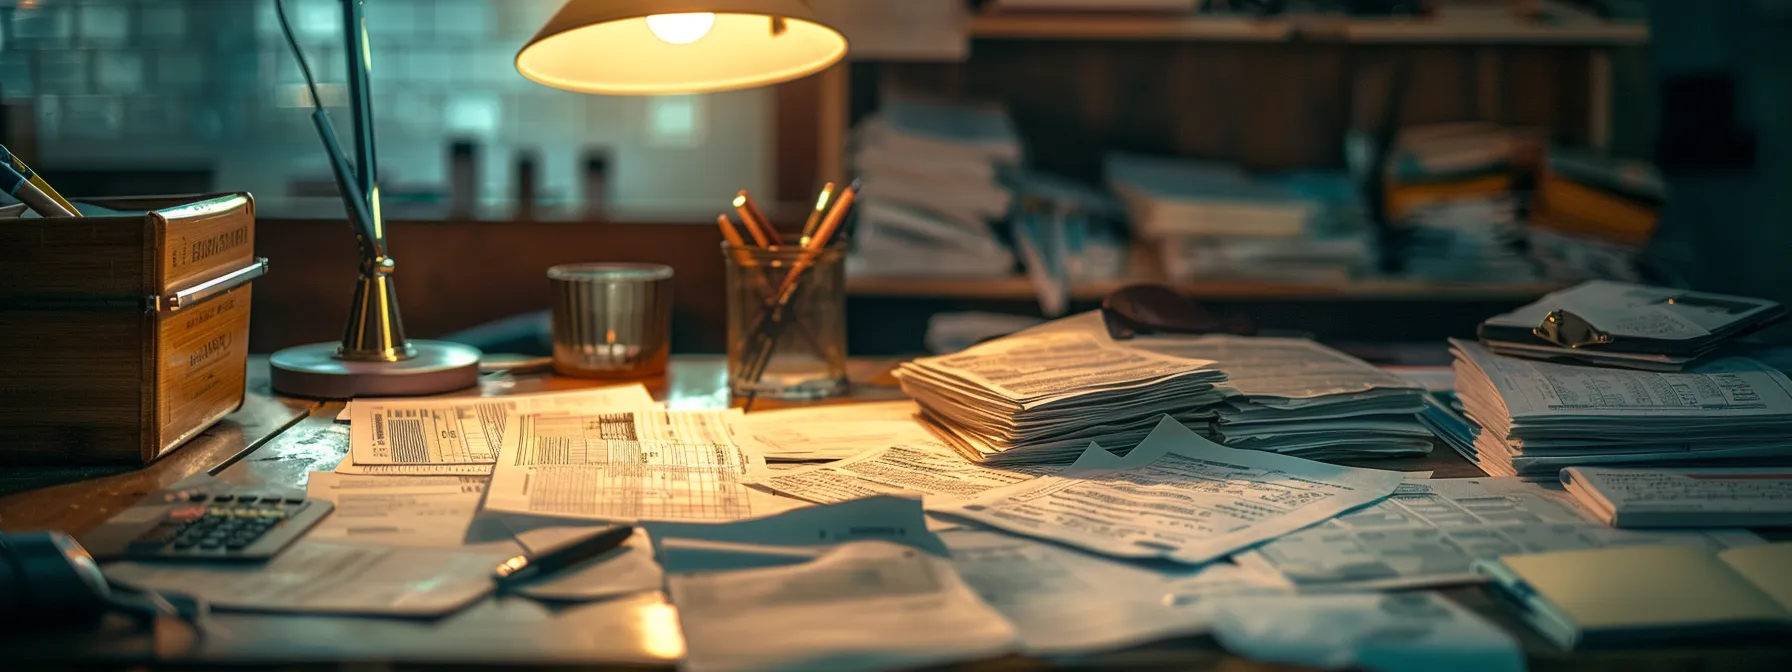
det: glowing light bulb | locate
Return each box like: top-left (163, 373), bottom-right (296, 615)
top-left (645, 13), bottom-right (716, 45)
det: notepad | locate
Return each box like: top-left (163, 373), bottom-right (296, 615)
top-left (1476, 543), bottom-right (1792, 649)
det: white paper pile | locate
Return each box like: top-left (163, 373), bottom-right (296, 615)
top-left (848, 98), bottom-right (1020, 279)
top-left (1131, 335), bottom-right (1433, 459)
top-left (1450, 340), bottom-right (1792, 478)
top-left (894, 327), bottom-right (1228, 465)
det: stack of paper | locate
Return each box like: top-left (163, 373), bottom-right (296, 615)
top-left (848, 98), bottom-right (1020, 279)
top-left (1401, 196), bottom-right (1542, 282)
top-left (1477, 281), bottom-right (1787, 371)
top-left (894, 327), bottom-right (1229, 465)
top-left (1450, 340), bottom-right (1792, 478)
top-left (1130, 335), bottom-right (1433, 459)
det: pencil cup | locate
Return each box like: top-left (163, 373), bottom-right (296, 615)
top-left (549, 263), bottom-right (674, 378)
top-left (723, 243), bottom-right (848, 400)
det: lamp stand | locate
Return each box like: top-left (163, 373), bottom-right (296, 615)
top-left (270, 0), bottom-right (480, 399)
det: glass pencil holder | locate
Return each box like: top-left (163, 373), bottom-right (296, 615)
top-left (723, 242), bottom-right (848, 400)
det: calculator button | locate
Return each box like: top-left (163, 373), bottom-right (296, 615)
top-left (199, 540), bottom-right (223, 550)
top-left (187, 493), bottom-right (209, 502)
top-left (284, 498), bottom-right (305, 505)
top-left (212, 494), bottom-right (234, 502)
top-left (236, 496), bottom-right (259, 504)
top-left (172, 539), bottom-right (199, 550)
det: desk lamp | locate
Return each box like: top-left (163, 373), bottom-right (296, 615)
top-left (271, 0), bottom-right (845, 398)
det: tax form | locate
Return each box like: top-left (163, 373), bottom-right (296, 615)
top-left (754, 437), bottom-right (1054, 505)
top-left (934, 416), bottom-right (1404, 564)
top-left (739, 400), bottom-right (934, 462)
top-left (1233, 478), bottom-right (1759, 591)
top-left (345, 384), bottom-right (656, 467)
top-left (942, 529), bottom-right (1289, 656)
top-left (667, 541), bottom-right (1019, 672)
top-left (304, 472), bottom-right (487, 548)
top-left (483, 410), bottom-right (795, 523)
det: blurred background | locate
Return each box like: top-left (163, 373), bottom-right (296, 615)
top-left (1, 0), bottom-right (1786, 360)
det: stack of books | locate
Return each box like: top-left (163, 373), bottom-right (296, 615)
top-left (1449, 339), bottom-right (1792, 479)
top-left (1527, 149), bottom-right (1664, 282)
top-left (847, 99), bottom-right (1020, 279)
top-left (1379, 123), bottom-right (1521, 221)
top-left (1131, 335), bottom-right (1434, 459)
top-left (895, 316), bottom-right (1229, 465)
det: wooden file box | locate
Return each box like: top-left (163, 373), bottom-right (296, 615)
top-left (0, 193), bottom-right (265, 465)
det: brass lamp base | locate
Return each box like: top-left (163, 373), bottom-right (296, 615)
top-left (270, 340), bottom-right (482, 399)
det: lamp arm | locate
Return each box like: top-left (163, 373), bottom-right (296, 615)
top-left (310, 109), bottom-right (387, 268)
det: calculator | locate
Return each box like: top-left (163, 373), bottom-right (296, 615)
top-left (82, 474), bottom-right (333, 562)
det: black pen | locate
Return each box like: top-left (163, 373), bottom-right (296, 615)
top-left (492, 524), bottom-right (636, 587)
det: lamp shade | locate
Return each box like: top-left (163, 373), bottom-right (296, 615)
top-left (516, 0), bottom-right (848, 95)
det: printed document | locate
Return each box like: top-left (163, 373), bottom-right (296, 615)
top-left (1132, 335), bottom-right (1422, 401)
top-left (755, 437), bottom-right (1053, 505)
top-left (935, 416), bottom-right (1404, 564)
top-left (668, 541), bottom-right (1018, 672)
top-left (908, 331), bottom-right (1216, 407)
top-left (1453, 341), bottom-right (1792, 425)
top-left (304, 472), bottom-right (487, 548)
top-left (104, 541), bottom-right (501, 616)
top-left (1207, 593), bottom-right (1524, 672)
top-left (347, 384), bottom-right (656, 466)
top-left (942, 529), bottom-right (1288, 655)
top-left (1234, 478), bottom-right (1760, 591)
top-left (738, 400), bottom-right (933, 462)
top-left (483, 410), bottom-right (791, 523)
top-left (1561, 466), bottom-right (1792, 528)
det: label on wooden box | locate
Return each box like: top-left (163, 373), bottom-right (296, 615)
top-left (161, 195), bottom-right (256, 293)
top-left (155, 283), bottom-right (253, 459)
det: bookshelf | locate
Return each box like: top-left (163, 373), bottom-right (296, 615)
top-left (846, 276), bottom-right (1568, 302)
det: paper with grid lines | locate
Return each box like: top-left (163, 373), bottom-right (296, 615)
top-left (484, 410), bottom-right (787, 523)
top-left (347, 385), bottom-right (655, 467)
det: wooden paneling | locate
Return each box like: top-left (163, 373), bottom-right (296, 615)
top-left (251, 219), bottom-right (728, 355)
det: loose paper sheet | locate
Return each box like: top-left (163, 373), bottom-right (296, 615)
top-left (668, 541), bottom-right (1018, 672)
top-left (1234, 478), bottom-right (1760, 591)
top-left (1207, 593), bottom-right (1525, 672)
top-left (754, 437), bottom-right (1053, 505)
top-left (738, 400), bottom-right (934, 462)
top-left (347, 384), bottom-right (656, 466)
top-left (645, 495), bottom-right (946, 573)
top-left (304, 472), bottom-right (488, 548)
top-left (935, 416), bottom-right (1405, 564)
top-left (942, 529), bottom-right (1289, 656)
top-left (911, 331), bottom-right (1217, 407)
top-left (483, 410), bottom-right (793, 524)
top-left (104, 542), bottom-right (503, 616)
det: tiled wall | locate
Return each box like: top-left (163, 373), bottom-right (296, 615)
top-left (0, 0), bottom-right (773, 216)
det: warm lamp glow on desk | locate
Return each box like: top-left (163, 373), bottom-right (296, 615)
top-left (269, 0), bottom-right (847, 399)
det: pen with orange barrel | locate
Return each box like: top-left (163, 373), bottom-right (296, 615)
top-left (732, 190), bottom-right (780, 247)
top-left (719, 204), bottom-right (833, 369)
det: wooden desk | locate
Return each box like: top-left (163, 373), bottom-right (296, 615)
top-left (2, 357), bottom-right (1787, 670)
